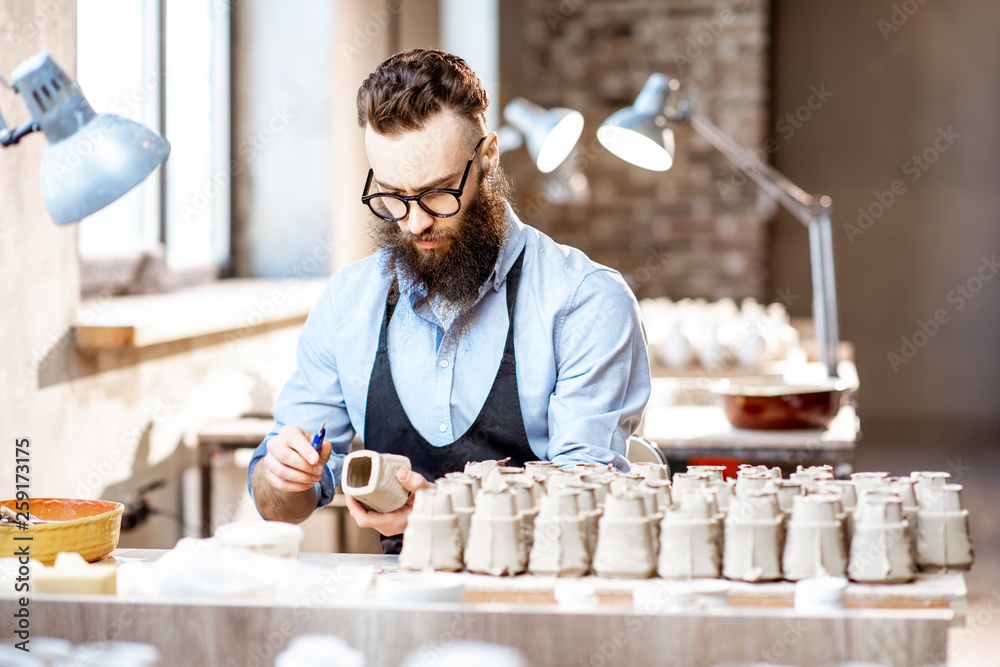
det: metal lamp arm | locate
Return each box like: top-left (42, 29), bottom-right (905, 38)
top-left (669, 101), bottom-right (841, 378)
top-left (678, 107), bottom-right (821, 225)
top-left (0, 118), bottom-right (40, 147)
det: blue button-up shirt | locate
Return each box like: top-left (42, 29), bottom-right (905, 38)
top-left (248, 206), bottom-right (651, 507)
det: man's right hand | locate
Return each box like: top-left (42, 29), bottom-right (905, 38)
top-left (261, 424), bottom-right (332, 492)
top-left (252, 424), bottom-right (331, 524)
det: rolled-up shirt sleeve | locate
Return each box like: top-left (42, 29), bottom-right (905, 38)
top-left (545, 269), bottom-right (651, 471)
top-left (247, 279), bottom-right (356, 509)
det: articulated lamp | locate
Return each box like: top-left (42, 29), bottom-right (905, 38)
top-left (599, 74), bottom-right (841, 379)
top-left (496, 97), bottom-right (584, 173)
top-left (0, 51), bottom-right (170, 225)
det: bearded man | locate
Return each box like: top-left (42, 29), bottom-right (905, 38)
top-left (248, 49), bottom-right (651, 553)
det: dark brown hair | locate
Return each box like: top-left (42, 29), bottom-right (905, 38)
top-left (357, 49), bottom-right (489, 137)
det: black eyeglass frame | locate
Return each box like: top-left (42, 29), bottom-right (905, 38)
top-left (361, 136), bottom-right (487, 222)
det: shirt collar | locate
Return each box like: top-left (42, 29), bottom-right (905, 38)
top-left (485, 203), bottom-right (527, 295)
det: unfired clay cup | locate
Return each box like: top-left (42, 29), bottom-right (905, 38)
top-left (630, 462), bottom-right (671, 482)
top-left (657, 497), bottom-right (722, 579)
top-left (687, 465), bottom-right (727, 484)
top-left (782, 494), bottom-right (846, 580)
top-left (464, 489), bottom-right (527, 576)
top-left (772, 480), bottom-right (804, 513)
top-left (672, 471), bottom-right (711, 494)
top-left (915, 483), bottom-right (974, 571)
top-left (723, 491), bottom-right (783, 582)
top-left (341, 451), bottom-right (412, 513)
top-left (734, 471), bottom-right (770, 498)
top-left (528, 491), bottom-right (589, 576)
top-left (849, 494), bottom-right (913, 583)
top-left (593, 491), bottom-right (656, 578)
top-left (399, 488), bottom-right (464, 572)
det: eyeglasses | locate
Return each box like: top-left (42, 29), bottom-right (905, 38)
top-left (362, 136), bottom-right (486, 222)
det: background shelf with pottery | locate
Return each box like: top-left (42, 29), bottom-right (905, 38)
top-left (639, 359), bottom-right (861, 478)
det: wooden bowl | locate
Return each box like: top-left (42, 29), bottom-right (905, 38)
top-left (0, 498), bottom-right (124, 565)
top-left (711, 378), bottom-right (852, 430)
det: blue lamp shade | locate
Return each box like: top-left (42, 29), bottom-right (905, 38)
top-left (597, 73), bottom-right (676, 172)
top-left (11, 52), bottom-right (170, 225)
top-left (503, 98), bottom-right (584, 173)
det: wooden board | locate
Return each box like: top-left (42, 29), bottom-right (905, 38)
top-left (75, 278), bottom-right (327, 349)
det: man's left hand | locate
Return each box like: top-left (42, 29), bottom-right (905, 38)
top-left (344, 469), bottom-right (435, 536)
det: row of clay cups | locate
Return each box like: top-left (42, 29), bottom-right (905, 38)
top-left (827, 469), bottom-right (972, 571)
top-left (402, 480), bottom-right (671, 577)
top-left (665, 486), bottom-right (915, 583)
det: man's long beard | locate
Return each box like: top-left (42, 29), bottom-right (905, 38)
top-left (371, 169), bottom-right (511, 311)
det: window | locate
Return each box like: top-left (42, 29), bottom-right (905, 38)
top-left (76, 0), bottom-right (230, 295)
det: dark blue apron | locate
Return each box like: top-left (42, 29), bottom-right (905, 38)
top-left (363, 249), bottom-right (535, 553)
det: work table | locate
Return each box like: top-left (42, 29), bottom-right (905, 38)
top-left (2, 549), bottom-right (961, 667)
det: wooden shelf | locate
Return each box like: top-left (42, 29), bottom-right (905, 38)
top-left (74, 278), bottom-right (327, 350)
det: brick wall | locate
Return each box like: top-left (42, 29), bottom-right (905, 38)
top-left (508, 0), bottom-right (771, 300)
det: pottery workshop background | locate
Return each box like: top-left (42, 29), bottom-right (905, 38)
top-left (1, 0), bottom-right (998, 554)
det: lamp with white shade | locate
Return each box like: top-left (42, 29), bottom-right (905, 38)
top-left (598, 73), bottom-right (841, 379)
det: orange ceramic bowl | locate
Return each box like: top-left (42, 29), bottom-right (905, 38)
top-left (0, 498), bottom-right (124, 565)
top-left (711, 378), bottom-right (852, 430)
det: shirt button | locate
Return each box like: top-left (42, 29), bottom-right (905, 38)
top-left (439, 423), bottom-right (447, 432)
top-left (440, 359), bottom-right (449, 368)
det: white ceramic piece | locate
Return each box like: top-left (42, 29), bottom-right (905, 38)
top-left (794, 575), bottom-right (847, 612)
top-left (214, 520), bottom-right (304, 559)
top-left (687, 465), bottom-right (727, 484)
top-left (376, 573), bottom-right (464, 604)
top-left (593, 491), bottom-right (656, 578)
top-left (276, 634), bottom-right (366, 667)
top-left (509, 481), bottom-right (538, 551)
top-left (771, 480), bottom-right (804, 514)
top-left (608, 472), bottom-right (645, 495)
top-left (848, 493), bottom-right (914, 583)
top-left (850, 471), bottom-right (888, 497)
top-left (660, 324), bottom-right (694, 369)
top-left (464, 490), bottom-right (527, 576)
top-left (398, 488), bottom-right (464, 572)
top-left (708, 479), bottom-right (736, 513)
top-left (911, 471), bottom-right (951, 505)
top-left (528, 491), bottom-right (589, 576)
top-left (443, 471), bottom-right (482, 495)
top-left (671, 471), bottom-right (711, 494)
top-left (630, 462), bottom-right (671, 482)
top-left (464, 458), bottom-right (510, 477)
top-left (782, 494), bottom-right (847, 580)
top-left (657, 490), bottom-right (722, 579)
top-left (915, 483), bottom-right (974, 571)
top-left (341, 450), bottom-right (412, 513)
top-left (737, 326), bottom-right (765, 370)
top-left (723, 491), bottom-right (783, 582)
top-left (789, 465), bottom-right (834, 484)
top-left (734, 470), bottom-right (770, 498)
top-left (887, 476), bottom-right (920, 558)
top-left (565, 482), bottom-right (602, 559)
